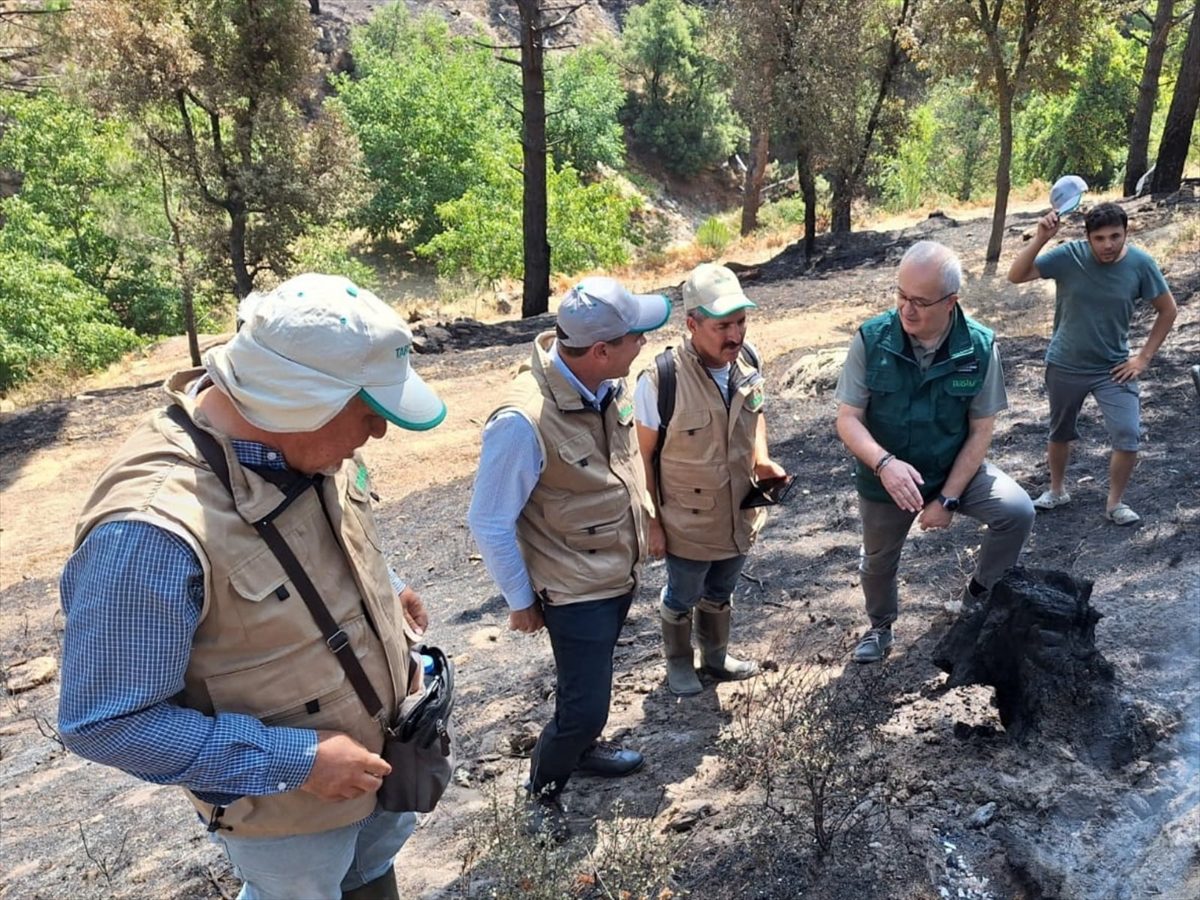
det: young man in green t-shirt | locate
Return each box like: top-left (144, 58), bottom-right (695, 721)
top-left (1008, 202), bottom-right (1177, 526)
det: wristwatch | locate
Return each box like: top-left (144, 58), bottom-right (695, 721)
top-left (938, 494), bottom-right (961, 512)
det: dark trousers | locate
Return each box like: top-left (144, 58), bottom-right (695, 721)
top-left (529, 591), bottom-right (633, 798)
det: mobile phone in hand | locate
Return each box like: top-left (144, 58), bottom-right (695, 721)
top-left (741, 474), bottom-right (796, 509)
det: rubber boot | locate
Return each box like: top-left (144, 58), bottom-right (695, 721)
top-left (660, 602), bottom-right (702, 696)
top-left (695, 600), bottom-right (758, 680)
top-left (342, 866), bottom-right (400, 900)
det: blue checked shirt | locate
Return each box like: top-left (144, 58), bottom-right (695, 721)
top-left (59, 439), bottom-right (407, 807)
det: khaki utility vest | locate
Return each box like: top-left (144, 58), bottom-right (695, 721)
top-left (73, 371), bottom-right (414, 837)
top-left (646, 339), bottom-right (766, 560)
top-left (488, 333), bottom-right (647, 604)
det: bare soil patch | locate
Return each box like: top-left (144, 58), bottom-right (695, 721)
top-left (2, 197), bottom-right (1197, 899)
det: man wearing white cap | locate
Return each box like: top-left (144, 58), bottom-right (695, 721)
top-left (1008, 202), bottom-right (1176, 526)
top-left (58, 274), bottom-right (446, 900)
top-left (468, 277), bottom-right (669, 838)
top-left (634, 263), bottom-right (785, 696)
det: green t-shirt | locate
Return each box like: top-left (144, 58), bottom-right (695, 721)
top-left (1035, 241), bottom-right (1169, 374)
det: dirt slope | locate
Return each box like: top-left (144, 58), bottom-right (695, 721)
top-left (1, 197), bottom-right (1198, 899)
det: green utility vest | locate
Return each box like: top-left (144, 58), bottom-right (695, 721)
top-left (854, 307), bottom-right (993, 504)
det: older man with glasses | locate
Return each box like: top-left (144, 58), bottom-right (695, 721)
top-left (834, 240), bottom-right (1034, 664)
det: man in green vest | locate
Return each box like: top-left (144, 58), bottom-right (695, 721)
top-left (834, 241), bottom-right (1035, 664)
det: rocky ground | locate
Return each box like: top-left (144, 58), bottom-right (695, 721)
top-left (2, 195), bottom-right (1198, 899)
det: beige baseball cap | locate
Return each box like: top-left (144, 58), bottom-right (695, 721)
top-left (683, 264), bottom-right (757, 318)
top-left (206, 273), bottom-right (446, 433)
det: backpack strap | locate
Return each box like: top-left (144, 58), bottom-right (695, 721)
top-left (739, 339), bottom-right (762, 372)
top-left (652, 346), bottom-right (676, 499)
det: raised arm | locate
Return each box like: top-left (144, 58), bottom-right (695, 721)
top-left (1008, 211), bottom-right (1060, 284)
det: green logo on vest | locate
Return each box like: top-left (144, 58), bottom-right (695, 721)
top-left (950, 377), bottom-right (978, 390)
top-left (355, 463), bottom-right (369, 492)
top-left (747, 386), bottom-right (765, 411)
top-left (395, 345), bottom-right (411, 358)
top-left (617, 399), bottom-right (634, 421)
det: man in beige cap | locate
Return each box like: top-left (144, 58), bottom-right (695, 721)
top-left (468, 276), bottom-right (670, 838)
top-left (634, 263), bottom-right (786, 696)
top-left (58, 274), bottom-right (446, 900)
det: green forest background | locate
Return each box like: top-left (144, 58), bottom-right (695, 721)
top-left (1, 0), bottom-right (1197, 391)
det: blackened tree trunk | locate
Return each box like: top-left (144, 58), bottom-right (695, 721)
top-left (829, 169), bottom-right (852, 234)
top-left (798, 148), bottom-right (817, 260)
top-left (308, 1), bottom-right (320, 13)
top-left (1151, 0), bottom-right (1200, 194)
top-left (228, 201), bottom-right (254, 300)
top-left (741, 128), bottom-right (770, 235)
top-left (518, 0), bottom-right (550, 318)
top-left (1124, 0), bottom-right (1176, 196)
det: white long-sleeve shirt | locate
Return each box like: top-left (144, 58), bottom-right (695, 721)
top-left (467, 343), bottom-right (617, 610)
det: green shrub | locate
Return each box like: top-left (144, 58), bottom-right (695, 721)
top-left (696, 216), bottom-right (732, 253)
top-left (288, 226), bottom-right (379, 291)
top-left (417, 145), bottom-right (637, 282)
top-left (332, 7), bottom-right (509, 245)
top-left (0, 252), bottom-right (143, 389)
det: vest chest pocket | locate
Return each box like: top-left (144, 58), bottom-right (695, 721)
top-left (866, 364), bottom-right (903, 395)
top-left (556, 432), bottom-right (596, 468)
top-left (662, 408), bottom-right (715, 464)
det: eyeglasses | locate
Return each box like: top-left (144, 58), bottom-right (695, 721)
top-left (895, 287), bottom-right (955, 309)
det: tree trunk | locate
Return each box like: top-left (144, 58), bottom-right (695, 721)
top-left (986, 90), bottom-right (1014, 263)
top-left (228, 204), bottom-right (254, 300)
top-left (740, 128), bottom-right (770, 236)
top-left (1124, 0), bottom-right (1176, 196)
top-left (1151, 0), bottom-right (1200, 194)
top-left (932, 568), bottom-right (1154, 769)
top-left (798, 149), bottom-right (817, 260)
top-left (518, 0), bottom-right (550, 319)
top-left (308, 1), bottom-right (320, 13)
top-left (830, 170), bottom-right (852, 234)
top-left (158, 159), bottom-right (201, 365)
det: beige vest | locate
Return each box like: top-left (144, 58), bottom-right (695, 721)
top-left (647, 339), bottom-right (766, 560)
top-left (488, 333), bottom-right (648, 605)
top-left (73, 371), bottom-right (414, 837)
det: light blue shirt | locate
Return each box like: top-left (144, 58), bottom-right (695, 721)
top-left (1035, 242), bottom-right (1170, 373)
top-left (467, 342), bottom-right (618, 610)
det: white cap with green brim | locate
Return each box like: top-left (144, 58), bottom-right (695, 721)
top-left (683, 263), bottom-right (758, 318)
top-left (206, 273), bottom-right (447, 433)
top-left (1050, 175), bottom-right (1089, 214)
top-left (557, 277), bottom-right (671, 347)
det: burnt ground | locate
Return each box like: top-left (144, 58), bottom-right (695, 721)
top-left (2, 197), bottom-right (1198, 900)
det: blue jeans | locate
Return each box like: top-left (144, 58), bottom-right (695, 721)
top-left (530, 592), bottom-right (633, 798)
top-left (210, 806), bottom-right (417, 900)
top-left (662, 554), bottom-right (748, 615)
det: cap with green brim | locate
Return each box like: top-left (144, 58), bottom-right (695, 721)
top-left (683, 263), bottom-right (758, 318)
top-left (206, 273), bottom-right (447, 433)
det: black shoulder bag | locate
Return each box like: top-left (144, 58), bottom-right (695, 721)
top-left (166, 406), bottom-right (454, 813)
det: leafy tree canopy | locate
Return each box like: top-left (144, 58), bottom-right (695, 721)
top-left (623, 0), bottom-right (743, 175)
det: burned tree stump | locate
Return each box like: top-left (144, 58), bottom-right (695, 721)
top-left (932, 567), bottom-right (1154, 768)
